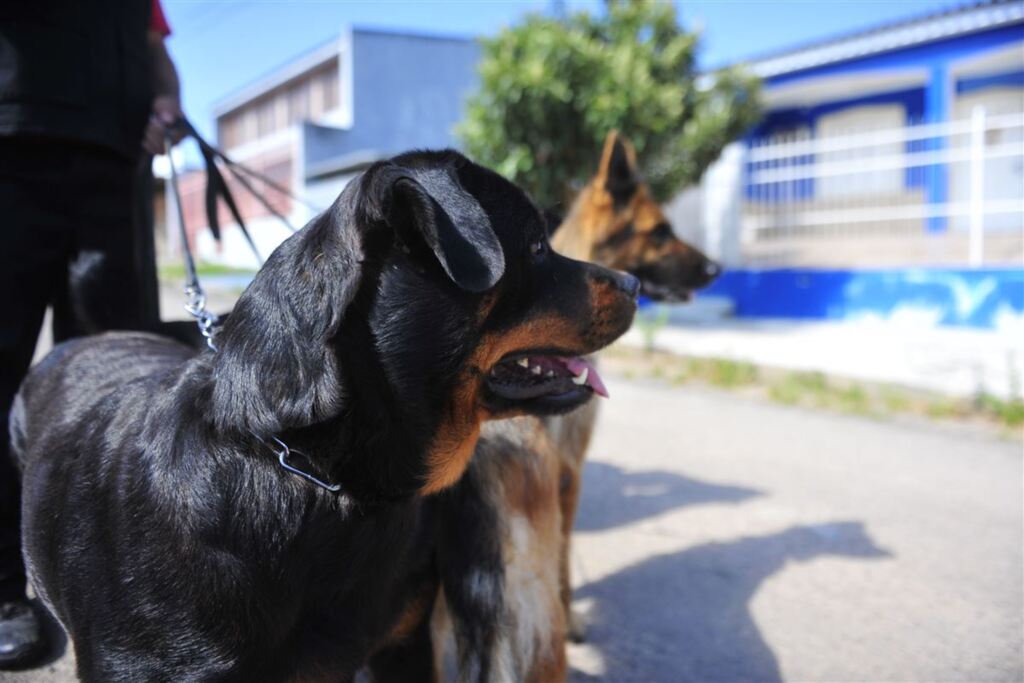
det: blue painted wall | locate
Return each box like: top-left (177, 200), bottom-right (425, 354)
top-left (765, 24), bottom-right (1024, 89)
top-left (747, 23), bottom-right (1024, 224)
top-left (703, 267), bottom-right (1024, 329)
top-left (305, 29), bottom-right (479, 171)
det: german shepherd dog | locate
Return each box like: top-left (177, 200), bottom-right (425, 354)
top-left (550, 132), bottom-right (721, 635)
top-left (433, 133), bottom-right (721, 680)
top-left (10, 150), bottom-right (638, 682)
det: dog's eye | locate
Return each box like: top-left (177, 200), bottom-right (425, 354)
top-left (529, 241), bottom-right (547, 258)
top-left (650, 223), bottom-right (674, 245)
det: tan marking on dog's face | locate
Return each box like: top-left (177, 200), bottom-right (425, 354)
top-left (597, 184), bottom-right (694, 263)
top-left (420, 316), bottom-right (588, 495)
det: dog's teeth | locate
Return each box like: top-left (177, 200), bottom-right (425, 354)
top-left (572, 367), bottom-right (589, 385)
top-left (517, 358), bottom-right (529, 368)
top-left (531, 365), bottom-right (542, 375)
top-left (545, 370), bottom-right (555, 378)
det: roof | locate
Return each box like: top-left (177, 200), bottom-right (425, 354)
top-left (212, 38), bottom-right (342, 119)
top-left (733, 0), bottom-right (1024, 79)
top-left (211, 26), bottom-right (475, 120)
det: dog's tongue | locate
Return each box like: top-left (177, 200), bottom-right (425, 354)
top-left (562, 356), bottom-right (609, 398)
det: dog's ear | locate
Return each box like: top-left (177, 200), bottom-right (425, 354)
top-left (598, 130), bottom-right (639, 208)
top-left (364, 163), bottom-right (504, 293)
top-left (210, 196), bottom-right (362, 435)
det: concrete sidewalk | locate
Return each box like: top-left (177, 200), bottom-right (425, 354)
top-left (620, 315), bottom-right (1024, 399)
top-left (567, 377), bottom-right (1022, 682)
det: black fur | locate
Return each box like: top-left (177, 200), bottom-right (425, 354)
top-left (11, 150), bottom-right (636, 682)
top-left (603, 137), bottom-right (639, 210)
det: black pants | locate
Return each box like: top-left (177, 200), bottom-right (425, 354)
top-left (0, 137), bottom-right (151, 601)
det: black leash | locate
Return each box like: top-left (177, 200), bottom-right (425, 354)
top-left (163, 122), bottom-right (342, 494)
top-left (164, 129), bottom-right (220, 351)
top-left (162, 118), bottom-right (323, 349)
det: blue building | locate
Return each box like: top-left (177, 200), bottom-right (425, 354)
top-left (181, 8), bottom-right (1021, 329)
top-left (182, 27), bottom-right (478, 267)
top-left (686, 0), bottom-right (1024, 328)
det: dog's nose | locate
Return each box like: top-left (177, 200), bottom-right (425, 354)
top-left (704, 260), bottom-right (722, 281)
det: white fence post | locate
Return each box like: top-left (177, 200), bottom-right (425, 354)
top-left (701, 142), bottom-right (745, 266)
top-left (968, 105), bottom-right (986, 267)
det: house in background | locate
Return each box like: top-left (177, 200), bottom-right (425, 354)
top-left (174, 27), bottom-right (478, 267)
top-left (170, 4), bottom-right (1021, 329)
top-left (674, 0), bottom-right (1024, 328)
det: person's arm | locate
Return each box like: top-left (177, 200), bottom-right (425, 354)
top-left (142, 31), bottom-right (184, 154)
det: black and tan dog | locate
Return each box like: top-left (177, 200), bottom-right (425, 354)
top-left (10, 150), bottom-right (638, 682)
top-left (434, 132), bottom-right (721, 681)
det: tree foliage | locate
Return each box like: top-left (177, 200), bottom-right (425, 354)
top-left (459, 0), bottom-right (761, 208)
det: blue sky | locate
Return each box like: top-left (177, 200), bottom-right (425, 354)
top-left (163, 0), bottom-right (961, 139)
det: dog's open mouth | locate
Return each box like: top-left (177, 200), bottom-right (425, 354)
top-left (640, 281), bottom-right (693, 303)
top-left (487, 353), bottom-right (608, 406)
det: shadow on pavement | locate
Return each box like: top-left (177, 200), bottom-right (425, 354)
top-left (571, 521), bottom-right (890, 683)
top-left (574, 462), bottom-right (761, 532)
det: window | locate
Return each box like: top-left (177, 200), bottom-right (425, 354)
top-left (323, 67), bottom-right (339, 111)
top-left (816, 105), bottom-right (904, 199)
top-left (288, 83), bottom-right (310, 124)
top-left (256, 97), bottom-right (277, 137)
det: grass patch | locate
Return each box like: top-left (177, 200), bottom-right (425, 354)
top-left (601, 344), bottom-right (1024, 435)
top-left (976, 393), bottom-right (1024, 427)
top-left (667, 357), bottom-right (759, 388)
top-left (880, 387), bottom-right (912, 413)
top-left (767, 372), bottom-right (829, 408)
top-left (634, 305), bottom-right (670, 353)
top-left (767, 381), bottom-right (800, 405)
top-left (708, 359), bottom-right (759, 388)
top-left (158, 262), bottom-right (257, 280)
top-left (835, 384), bottom-right (871, 415)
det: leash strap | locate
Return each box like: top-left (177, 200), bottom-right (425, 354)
top-left (163, 123), bottom-right (347, 494)
top-left (162, 116), bottom-right (319, 350)
top-left (180, 118), bottom-right (313, 234)
top-left (164, 131), bottom-right (220, 351)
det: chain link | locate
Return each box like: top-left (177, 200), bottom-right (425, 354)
top-left (184, 284), bottom-right (220, 351)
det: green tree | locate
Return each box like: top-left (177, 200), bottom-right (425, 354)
top-left (459, 0), bottom-right (761, 209)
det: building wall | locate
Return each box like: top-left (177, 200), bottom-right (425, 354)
top-left (675, 18), bottom-right (1024, 328)
top-left (217, 61), bottom-right (341, 150)
top-left (303, 29), bottom-right (479, 168)
top-left (175, 29), bottom-right (479, 268)
top-left (702, 267), bottom-right (1024, 330)
top-left (752, 24), bottom-right (1023, 139)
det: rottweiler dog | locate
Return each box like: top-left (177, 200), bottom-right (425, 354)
top-left (433, 133), bottom-right (722, 681)
top-left (10, 150), bottom-right (638, 682)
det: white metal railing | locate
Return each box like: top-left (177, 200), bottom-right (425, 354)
top-left (748, 142), bottom-right (1022, 184)
top-left (746, 112), bottom-right (1023, 163)
top-left (742, 107), bottom-right (1024, 267)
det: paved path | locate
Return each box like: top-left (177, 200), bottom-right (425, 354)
top-left (566, 377), bottom-right (1023, 682)
top-left (3, 377), bottom-right (1021, 681)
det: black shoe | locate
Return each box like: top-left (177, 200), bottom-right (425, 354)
top-left (0, 600), bottom-right (47, 669)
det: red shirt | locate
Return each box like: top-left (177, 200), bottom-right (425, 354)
top-left (151, 0), bottom-right (171, 37)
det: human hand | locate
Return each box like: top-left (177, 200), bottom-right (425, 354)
top-left (142, 95), bottom-right (184, 155)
